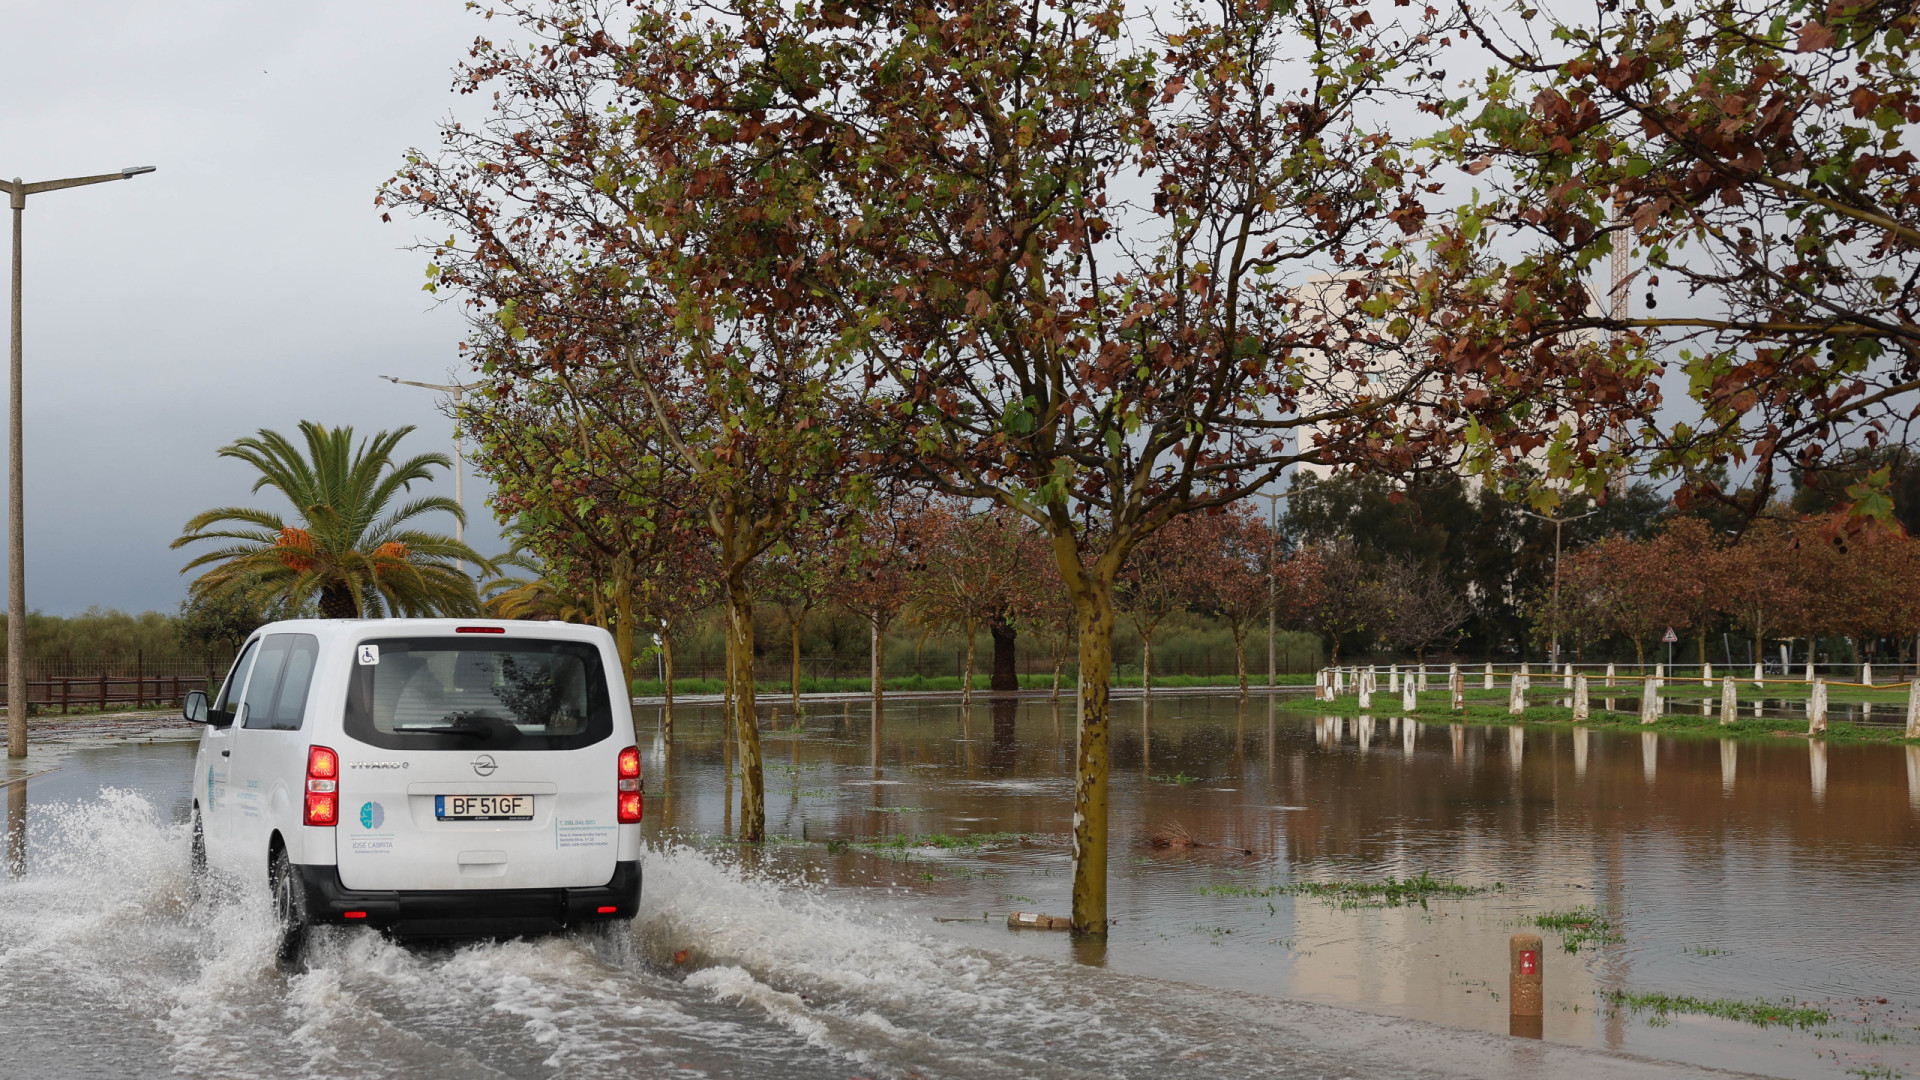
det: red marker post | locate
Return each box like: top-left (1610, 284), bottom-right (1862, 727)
top-left (1510, 933), bottom-right (1544, 1038)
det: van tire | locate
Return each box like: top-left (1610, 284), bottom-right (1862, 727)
top-left (269, 844), bottom-right (309, 966)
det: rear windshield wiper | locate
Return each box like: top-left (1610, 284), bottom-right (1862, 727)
top-left (391, 724), bottom-right (492, 738)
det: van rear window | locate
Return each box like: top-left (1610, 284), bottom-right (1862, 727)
top-left (343, 638), bottom-right (613, 751)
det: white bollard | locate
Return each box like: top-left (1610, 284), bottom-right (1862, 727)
top-left (1640, 677), bottom-right (1659, 724)
top-left (1484, 663), bottom-right (1495, 690)
top-left (1720, 675), bottom-right (1736, 725)
top-left (1418, 664), bottom-right (1428, 691)
top-left (1521, 661), bottom-right (1531, 679)
top-left (1805, 655), bottom-right (1815, 682)
top-left (1359, 671), bottom-right (1373, 710)
top-left (1451, 671), bottom-right (1466, 712)
top-left (1390, 664), bottom-right (1400, 691)
top-left (1702, 662), bottom-right (1712, 686)
top-left (1862, 663), bottom-right (1874, 687)
top-left (1754, 662), bottom-right (1764, 688)
top-left (1654, 662), bottom-right (1664, 689)
top-left (1402, 679), bottom-right (1417, 711)
top-left (1907, 680), bottom-right (1920, 739)
top-left (1563, 665), bottom-right (1574, 690)
top-left (1605, 661), bottom-right (1616, 688)
top-left (1808, 678), bottom-right (1828, 735)
top-left (1509, 674), bottom-right (1526, 715)
top-left (1572, 674), bottom-right (1589, 721)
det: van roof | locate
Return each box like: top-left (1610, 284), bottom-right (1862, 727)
top-left (247, 618), bottom-right (612, 646)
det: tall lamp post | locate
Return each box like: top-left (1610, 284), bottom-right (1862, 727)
top-left (379, 376), bottom-right (474, 570)
top-left (5, 166), bottom-right (156, 759)
top-left (1519, 506), bottom-right (1598, 666)
top-left (1257, 492), bottom-right (1286, 687)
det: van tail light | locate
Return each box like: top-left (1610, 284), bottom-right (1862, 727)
top-left (617, 745), bottom-right (642, 823)
top-left (305, 745), bottom-right (339, 827)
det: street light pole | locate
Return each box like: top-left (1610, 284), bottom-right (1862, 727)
top-left (1257, 492), bottom-right (1286, 687)
top-left (1518, 506), bottom-right (1598, 666)
top-left (380, 376), bottom-right (473, 570)
top-left (4, 166), bottom-right (155, 759)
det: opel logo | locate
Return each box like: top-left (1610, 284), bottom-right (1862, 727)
top-left (471, 753), bottom-right (498, 777)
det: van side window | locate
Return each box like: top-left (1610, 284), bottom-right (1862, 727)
top-left (212, 640), bottom-right (259, 725)
top-left (243, 633), bottom-right (320, 731)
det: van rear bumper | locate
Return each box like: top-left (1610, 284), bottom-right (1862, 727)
top-left (294, 860), bottom-right (642, 937)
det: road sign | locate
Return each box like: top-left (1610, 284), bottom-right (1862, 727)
top-left (1662, 628), bottom-right (1678, 643)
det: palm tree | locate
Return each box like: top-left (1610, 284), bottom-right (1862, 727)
top-left (173, 422), bottom-right (494, 618)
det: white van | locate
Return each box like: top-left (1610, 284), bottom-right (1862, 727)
top-left (184, 618), bottom-right (643, 956)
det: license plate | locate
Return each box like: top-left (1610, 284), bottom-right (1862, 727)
top-left (435, 794), bottom-right (534, 820)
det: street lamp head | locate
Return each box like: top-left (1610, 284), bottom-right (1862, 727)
top-left (119, 166), bottom-right (156, 177)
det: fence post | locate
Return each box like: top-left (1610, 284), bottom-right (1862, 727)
top-left (1907, 680), bottom-right (1919, 739)
top-left (1720, 675), bottom-right (1737, 725)
top-left (1508, 673), bottom-right (1526, 715)
top-left (1358, 670), bottom-right (1373, 710)
top-left (1389, 664), bottom-right (1400, 691)
top-left (1702, 662), bottom-right (1712, 687)
top-left (1401, 679), bottom-right (1416, 712)
top-left (99, 673), bottom-right (108, 713)
top-left (136, 649), bottom-right (143, 709)
top-left (1808, 678), bottom-right (1828, 735)
top-left (1605, 661), bottom-right (1615, 688)
top-left (1483, 662), bottom-right (1494, 690)
top-left (1863, 662), bottom-right (1874, 687)
top-left (1640, 677), bottom-right (1659, 724)
top-left (1451, 671), bottom-right (1465, 712)
top-left (1754, 662), bottom-right (1764, 688)
top-left (1417, 664), bottom-right (1428, 691)
top-left (1572, 674), bottom-right (1589, 721)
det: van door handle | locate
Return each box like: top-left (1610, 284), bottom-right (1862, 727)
top-left (221, 749), bottom-right (230, 757)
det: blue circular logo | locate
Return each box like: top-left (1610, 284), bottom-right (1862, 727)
top-left (360, 801), bottom-right (384, 830)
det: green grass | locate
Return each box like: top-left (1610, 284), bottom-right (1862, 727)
top-left (1533, 906), bottom-right (1625, 952)
top-left (1278, 689), bottom-right (1919, 745)
top-left (1197, 871), bottom-right (1496, 909)
top-left (1600, 989), bottom-right (1831, 1029)
top-left (851, 831), bottom-right (1038, 853)
top-left (631, 671), bottom-right (1317, 697)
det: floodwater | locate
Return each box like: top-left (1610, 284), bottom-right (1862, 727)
top-left (2, 694), bottom-right (1917, 1079)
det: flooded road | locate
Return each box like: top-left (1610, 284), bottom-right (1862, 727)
top-left (3, 694), bottom-right (1916, 1079)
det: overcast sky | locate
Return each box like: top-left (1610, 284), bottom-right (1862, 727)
top-left (1, 1), bottom-right (500, 615)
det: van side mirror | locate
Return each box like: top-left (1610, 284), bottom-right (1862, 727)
top-left (183, 690), bottom-right (211, 725)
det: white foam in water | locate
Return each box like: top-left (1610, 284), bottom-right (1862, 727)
top-left (2, 791), bottom-right (1727, 1080)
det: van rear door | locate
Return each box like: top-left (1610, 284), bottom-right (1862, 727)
top-left (333, 636), bottom-right (621, 892)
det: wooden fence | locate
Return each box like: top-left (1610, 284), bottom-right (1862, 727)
top-left (1, 674), bottom-right (210, 713)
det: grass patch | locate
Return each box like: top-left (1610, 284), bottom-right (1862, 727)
top-left (1198, 871), bottom-right (1496, 909)
top-left (1600, 989), bottom-right (1830, 1029)
top-left (1534, 906), bottom-right (1625, 952)
top-left (852, 831), bottom-right (1036, 854)
top-left (1277, 692), bottom-right (1918, 745)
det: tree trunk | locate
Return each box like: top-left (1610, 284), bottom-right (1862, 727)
top-left (1233, 627), bottom-right (1248, 698)
top-left (1633, 638), bottom-right (1645, 666)
top-left (661, 631), bottom-right (675, 740)
top-left (726, 575), bottom-right (765, 842)
top-left (790, 616), bottom-right (803, 722)
top-left (961, 617), bottom-right (977, 708)
top-left (871, 615), bottom-right (884, 710)
top-left (318, 584), bottom-right (357, 619)
top-left (990, 619), bottom-right (1018, 693)
top-left (1069, 574), bottom-right (1116, 935)
top-left (613, 561), bottom-right (635, 700)
top-left (1142, 634), bottom-right (1153, 699)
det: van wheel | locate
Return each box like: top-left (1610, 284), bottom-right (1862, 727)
top-left (269, 845), bottom-right (309, 966)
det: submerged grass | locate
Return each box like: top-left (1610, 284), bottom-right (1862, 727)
top-left (1198, 871), bottom-right (1497, 909)
top-left (1277, 692), bottom-right (1919, 745)
top-left (1533, 906), bottom-right (1625, 952)
top-left (852, 831), bottom-right (1041, 854)
top-left (1600, 989), bottom-right (1831, 1029)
